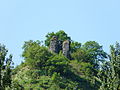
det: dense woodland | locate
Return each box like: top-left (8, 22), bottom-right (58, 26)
top-left (0, 30), bottom-right (120, 90)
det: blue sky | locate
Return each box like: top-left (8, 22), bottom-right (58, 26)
top-left (0, 0), bottom-right (120, 66)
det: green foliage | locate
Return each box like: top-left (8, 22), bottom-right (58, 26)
top-left (13, 39), bottom-right (98, 89)
top-left (98, 42), bottom-right (120, 90)
top-left (83, 41), bottom-right (107, 64)
top-left (72, 41), bottom-right (107, 69)
top-left (79, 62), bottom-right (93, 77)
top-left (7, 31), bottom-right (119, 90)
top-left (70, 41), bottom-right (81, 53)
top-left (46, 53), bottom-right (69, 75)
top-left (22, 40), bottom-right (53, 68)
top-left (45, 30), bottom-right (71, 47)
top-left (45, 30), bottom-right (81, 54)
top-left (72, 48), bottom-right (87, 62)
top-left (0, 44), bottom-right (13, 90)
top-left (69, 60), bottom-right (101, 89)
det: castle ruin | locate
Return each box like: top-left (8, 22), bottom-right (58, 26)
top-left (49, 36), bottom-right (71, 59)
top-left (62, 40), bottom-right (71, 59)
top-left (49, 36), bottom-right (59, 53)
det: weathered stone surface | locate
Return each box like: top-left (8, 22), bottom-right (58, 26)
top-left (62, 40), bottom-right (71, 59)
top-left (49, 36), bottom-right (71, 59)
top-left (49, 36), bottom-right (59, 53)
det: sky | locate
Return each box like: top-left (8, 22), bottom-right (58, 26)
top-left (0, 0), bottom-right (120, 66)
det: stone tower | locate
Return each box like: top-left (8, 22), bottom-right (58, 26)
top-left (49, 36), bottom-right (59, 53)
top-left (62, 40), bottom-right (71, 59)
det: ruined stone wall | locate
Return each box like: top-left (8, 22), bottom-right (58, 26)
top-left (49, 36), bottom-right (59, 53)
top-left (49, 36), bottom-right (71, 59)
top-left (62, 40), bottom-right (71, 59)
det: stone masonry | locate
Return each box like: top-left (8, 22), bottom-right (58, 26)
top-left (49, 36), bottom-right (71, 59)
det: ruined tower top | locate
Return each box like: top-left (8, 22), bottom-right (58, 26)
top-left (49, 36), bottom-right (59, 53)
top-left (62, 40), bottom-right (71, 59)
top-left (49, 36), bottom-right (71, 59)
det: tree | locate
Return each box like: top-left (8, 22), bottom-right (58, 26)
top-left (98, 42), bottom-right (120, 90)
top-left (82, 41), bottom-right (107, 69)
top-left (0, 44), bottom-right (13, 90)
top-left (71, 41), bottom-right (107, 80)
top-left (12, 31), bottom-right (115, 89)
top-left (70, 41), bottom-right (81, 53)
top-left (45, 30), bottom-right (71, 47)
top-left (46, 52), bottom-right (69, 75)
top-left (72, 41), bottom-right (107, 69)
top-left (22, 40), bottom-right (52, 69)
top-left (71, 48), bottom-right (87, 62)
